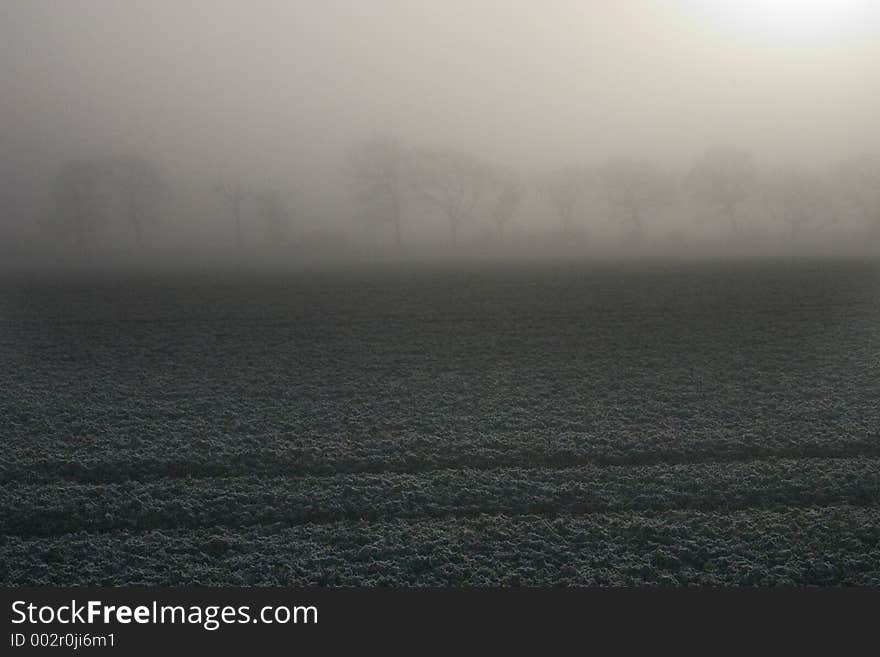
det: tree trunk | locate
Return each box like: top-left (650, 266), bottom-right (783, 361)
top-left (74, 227), bottom-right (86, 251)
top-left (391, 197), bottom-right (402, 247)
top-left (631, 206), bottom-right (643, 240)
top-left (449, 216), bottom-right (458, 247)
top-left (559, 205), bottom-right (572, 234)
top-left (133, 219), bottom-right (143, 246)
top-left (74, 204), bottom-right (87, 252)
top-left (725, 203), bottom-right (741, 237)
top-left (130, 192), bottom-right (143, 246)
top-left (233, 196), bottom-right (242, 249)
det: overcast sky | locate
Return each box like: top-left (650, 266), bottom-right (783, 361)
top-left (2, 1), bottom-right (879, 257)
top-left (3, 0), bottom-right (879, 174)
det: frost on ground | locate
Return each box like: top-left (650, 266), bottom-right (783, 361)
top-left (1, 260), bottom-right (878, 585)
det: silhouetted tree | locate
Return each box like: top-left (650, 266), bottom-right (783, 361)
top-left (537, 166), bottom-right (585, 235)
top-left (348, 135), bottom-right (407, 246)
top-left (689, 148), bottom-right (756, 238)
top-left (763, 167), bottom-right (834, 240)
top-left (106, 154), bottom-right (164, 245)
top-left (51, 160), bottom-right (106, 248)
top-left (489, 169), bottom-right (524, 240)
top-left (835, 154), bottom-right (880, 234)
top-left (409, 148), bottom-right (488, 247)
top-left (600, 158), bottom-right (668, 241)
top-left (257, 187), bottom-right (291, 243)
top-left (215, 176), bottom-right (246, 248)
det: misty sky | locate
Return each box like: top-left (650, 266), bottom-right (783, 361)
top-left (4, 1), bottom-right (879, 172)
top-left (2, 1), bottom-right (879, 254)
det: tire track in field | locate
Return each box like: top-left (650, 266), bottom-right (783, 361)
top-left (6, 504), bottom-right (880, 585)
top-left (3, 456), bottom-right (879, 538)
top-left (3, 441), bottom-right (880, 485)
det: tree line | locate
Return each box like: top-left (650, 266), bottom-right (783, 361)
top-left (350, 137), bottom-right (880, 248)
top-left (49, 155), bottom-right (292, 249)
top-left (47, 141), bottom-right (880, 250)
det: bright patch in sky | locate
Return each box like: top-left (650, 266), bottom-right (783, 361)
top-left (678, 0), bottom-right (879, 46)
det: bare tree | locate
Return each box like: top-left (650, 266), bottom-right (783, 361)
top-left (51, 160), bottom-right (106, 248)
top-left (256, 187), bottom-right (291, 244)
top-left (763, 167), bottom-right (834, 240)
top-left (835, 154), bottom-right (880, 234)
top-left (537, 166), bottom-right (585, 235)
top-left (489, 169), bottom-right (524, 241)
top-left (106, 154), bottom-right (164, 246)
top-left (689, 148), bottom-right (756, 238)
top-left (600, 158), bottom-right (668, 241)
top-left (409, 148), bottom-right (488, 247)
top-left (348, 135), bottom-right (407, 246)
top-left (215, 176), bottom-right (246, 248)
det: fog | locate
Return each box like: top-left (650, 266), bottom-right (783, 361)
top-left (3, 0), bottom-right (880, 265)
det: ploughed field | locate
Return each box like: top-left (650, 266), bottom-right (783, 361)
top-left (1, 259), bottom-right (879, 585)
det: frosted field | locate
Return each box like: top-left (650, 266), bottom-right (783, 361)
top-left (2, 260), bottom-right (879, 585)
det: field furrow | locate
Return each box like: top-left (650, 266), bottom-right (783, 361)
top-left (3, 435), bottom-right (879, 485)
top-left (3, 457), bottom-right (879, 538)
top-left (3, 506), bottom-right (879, 586)
top-left (3, 263), bottom-right (879, 585)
